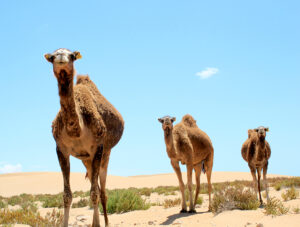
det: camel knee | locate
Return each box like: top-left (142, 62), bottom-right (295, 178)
top-left (63, 191), bottom-right (72, 208)
top-left (90, 189), bottom-right (100, 206)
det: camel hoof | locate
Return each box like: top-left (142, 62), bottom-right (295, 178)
top-left (180, 209), bottom-right (187, 213)
top-left (188, 209), bottom-right (196, 213)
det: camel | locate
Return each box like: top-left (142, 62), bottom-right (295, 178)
top-left (158, 114), bottom-right (214, 212)
top-left (44, 48), bottom-right (124, 227)
top-left (241, 126), bottom-right (271, 205)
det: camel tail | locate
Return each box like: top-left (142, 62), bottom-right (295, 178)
top-left (201, 161), bottom-right (206, 174)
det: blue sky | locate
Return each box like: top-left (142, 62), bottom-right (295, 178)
top-left (0, 0), bottom-right (299, 176)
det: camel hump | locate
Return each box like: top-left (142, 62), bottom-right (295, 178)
top-left (76, 74), bottom-right (92, 85)
top-left (182, 114), bottom-right (197, 127)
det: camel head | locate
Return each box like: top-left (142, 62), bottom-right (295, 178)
top-left (44, 48), bottom-right (82, 80)
top-left (254, 126), bottom-right (269, 140)
top-left (158, 116), bottom-right (176, 135)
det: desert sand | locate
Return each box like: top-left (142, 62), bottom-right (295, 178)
top-left (0, 171), bottom-right (299, 227)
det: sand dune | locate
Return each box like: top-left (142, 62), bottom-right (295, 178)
top-left (0, 171), bottom-right (288, 197)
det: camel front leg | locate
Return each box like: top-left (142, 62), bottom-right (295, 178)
top-left (91, 145), bottom-right (103, 227)
top-left (263, 162), bottom-right (270, 202)
top-left (186, 162), bottom-right (195, 213)
top-left (193, 164), bottom-right (201, 209)
top-left (205, 157), bottom-right (213, 211)
top-left (56, 146), bottom-right (72, 227)
top-left (170, 160), bottom-right (187, 212)
top-left (257, 167), bottom-right (263, 205)
top-left (249, 164), bottom-right (258, 199)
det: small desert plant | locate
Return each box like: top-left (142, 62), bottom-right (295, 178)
top-left (281, 186), bottom-right (299, 201)
top-left (0, 208), bottom-right (63, 226)
top-left (264, 197), bottom-right (289, 216)
top-left (138, 187), bottom-right (153, 196)
top-left (211, 186), bottom-right (260, 214)
top-left (72, 198), bottom-right (89, 208)
top-left (163, 198), bottom-right (181, 208)
top-left (153, 186), bottom-right (179, 195)
top-left (0, 199), bottom-right (7, 208)
top-left (20, 201), bottom-right (38, 213)
top-left (195, 196), bottom-right (203, 205)
top-left (7, 196), bottom-right (22, 206)
top-left (98, 189), bottom-right (150, 214)
top-left (40, 194), bottom-right (64, 208)
top-left (292, 206), bottom-right (300, 214)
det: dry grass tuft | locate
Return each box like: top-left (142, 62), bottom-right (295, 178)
top-left (211, 186), bottom-right (260, 214)
top-left (264, 197), bottom-right (289, 216)
top-left (281, 186), bottom-right (299, 201)
top-left (163, 198), bottom-right (181, 208)
top-left (0, 208), bottom-right (63, 226)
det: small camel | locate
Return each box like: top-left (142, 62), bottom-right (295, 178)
top-left (241, 126), bottom-right (271, 205)
top-left (158, 114), bottom-right (214, 212)
top-left (45, 48), bottom-right (124, 227)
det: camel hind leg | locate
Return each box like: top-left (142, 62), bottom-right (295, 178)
top-left (193, 163), bottom-right (202, 209)
top-left (90, 145), bottom-right (103, 227)
top-left (263, 162), bottom-right (270, 202)
top-left (204, 152), bottom-right (213, 211)
top-left (99, 149), bottom-right (111, 227)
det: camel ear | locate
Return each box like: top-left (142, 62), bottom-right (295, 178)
top-left (265, 127), bottom-right (269, 132)
top-left (73, 51), bottom-right (82, 60)
top-left (254, 128), bottom-right (259, 132)
top-left (158, 118), bottom-right (164, 123)
top-left (171, 117), bottom-right (176, 123)
top-left (44, 53), bottom-right (53, 63)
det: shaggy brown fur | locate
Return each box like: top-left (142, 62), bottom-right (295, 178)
top-left (45, 48), bottom-right (124, 227)
top-left (241, 126), bottom-right (271, 205)
top-left (158, 114), bottom-right (214, 212)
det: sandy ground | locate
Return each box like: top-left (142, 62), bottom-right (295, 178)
top-left (0, 172), bottom-right (299, 227)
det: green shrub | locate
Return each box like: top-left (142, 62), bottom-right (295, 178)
top-left (0, 199), bottom-right (7, 208)
top-left (20, 201), bottom-right (38, 213)
top-left (98, 189), bottom-right (150, 214)
top-left (72, 198), bottom-right (89, 208)
top-left (264, 197), bottom-right (289, 216)
top-left (196, 196), bottom-right (203, 205)
top-left (7, 196), bottom-right (22, 206)
top-left (293, 206), bottom-right (300, 214)
top-left (40, 194), bottom-right (64, 208)
top-left (211, 186), bottom-right (260, 214)
top-left (281, 187), bottom-right (299, 201)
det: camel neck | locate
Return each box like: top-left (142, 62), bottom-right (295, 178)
top-left (56, 70), bottom-right (81, 136)
top-left (164, 130), bottom-right (176, 156)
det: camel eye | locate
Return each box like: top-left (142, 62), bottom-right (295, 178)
top-left (70, 54), bottom-right (75, 61)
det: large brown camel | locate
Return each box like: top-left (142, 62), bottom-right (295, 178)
top-left (158, 114), bottom-right (214, 212)
top-left (45, 48), bottom-right (124, 227)
top-left (241, 126), bottom-right (271, 205)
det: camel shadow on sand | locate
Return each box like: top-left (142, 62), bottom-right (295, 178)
top-left (161, 210), bottom-right (210, 225)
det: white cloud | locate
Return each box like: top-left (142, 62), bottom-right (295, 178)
top-left (196, 67), bottom-right (219, 79)
top-left (0, 164), bottom-right (22, 174)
